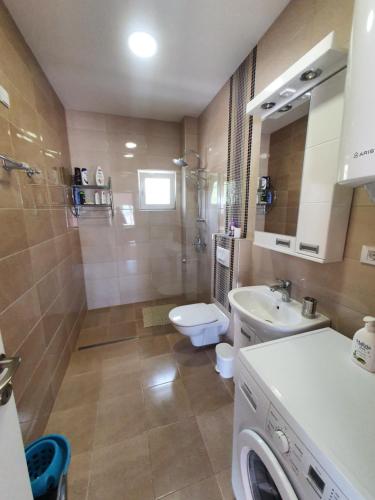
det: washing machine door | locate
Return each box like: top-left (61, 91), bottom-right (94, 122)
top-left (238, 429), bottom-right (298, 500)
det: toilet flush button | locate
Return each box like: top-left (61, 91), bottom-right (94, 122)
top-left (272, 430), bottom-right (289, 454)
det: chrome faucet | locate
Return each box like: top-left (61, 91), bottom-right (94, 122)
top-left (269, 279), bottom-right (292, 302)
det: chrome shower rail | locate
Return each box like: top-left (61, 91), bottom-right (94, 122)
top-left (0, 153), bottom-right (41, 177)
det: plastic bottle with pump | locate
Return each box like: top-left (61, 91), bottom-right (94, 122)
top-left (351, 316), bottom-right (375, 372)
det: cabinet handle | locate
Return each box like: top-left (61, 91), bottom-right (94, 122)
top-left (241, 383), bottom-right (257, 410)
top-left (276, 238), bottom-right (290, 248)
top-left (299, 242), bottom-right (319, 254)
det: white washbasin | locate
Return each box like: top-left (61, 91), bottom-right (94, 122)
top-left (228, 285), bottom-right (330, 341)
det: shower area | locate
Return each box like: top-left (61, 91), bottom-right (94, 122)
top-left (67, 112), bottom-right (213, 309)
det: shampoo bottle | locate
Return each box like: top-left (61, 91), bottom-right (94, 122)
top-left (81, 168), bottom-right (89, 185)
top-left (96, 166), bottom-right (105, 186)
top-left (351, 316), bottom-right (375, 372)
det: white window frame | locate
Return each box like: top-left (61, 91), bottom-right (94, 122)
top-left (138, 170), bottom-right (176, 211)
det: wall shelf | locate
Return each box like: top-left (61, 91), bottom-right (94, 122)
top-left (71, 176), bottom-right (114, 218)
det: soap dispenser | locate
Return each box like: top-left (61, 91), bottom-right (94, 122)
top-left (351, 316), bottom-right (375, 372)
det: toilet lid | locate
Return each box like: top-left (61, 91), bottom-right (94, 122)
top-left (169, 303), bottom-right (219, 327)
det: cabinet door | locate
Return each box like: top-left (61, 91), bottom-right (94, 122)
top-left (296, 70), bottom-right (352, 262)
top-left (240, 322), bottom-right (261, 347)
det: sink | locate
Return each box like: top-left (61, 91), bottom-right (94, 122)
top-left (228, 285), bottom-right (330, 342)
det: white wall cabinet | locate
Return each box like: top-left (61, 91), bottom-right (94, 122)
top-left (254, 69), bottom-right (353, 263)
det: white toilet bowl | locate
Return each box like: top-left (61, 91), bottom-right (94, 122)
top-left (169, 303), bottom-right (229, 347)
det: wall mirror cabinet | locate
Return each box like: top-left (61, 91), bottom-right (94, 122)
top-left (248, 32), bottom-right (353, 263)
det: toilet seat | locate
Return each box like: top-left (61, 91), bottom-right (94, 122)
top-left (169, 303), bottom-right (219, 327)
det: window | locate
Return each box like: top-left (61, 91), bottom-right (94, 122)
top-left (138, 170), bottom-right (176, 210)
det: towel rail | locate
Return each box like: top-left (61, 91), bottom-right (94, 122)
top-left (0, 153), bottom-right (41, 177)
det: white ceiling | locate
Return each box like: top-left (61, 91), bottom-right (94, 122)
top-left (5, 0), bottom-right (289, 122)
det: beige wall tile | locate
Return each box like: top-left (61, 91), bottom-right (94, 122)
top-left (0, 1), bottom-right (86, 441)
top-left (66, 109), bottom-right (186, 309)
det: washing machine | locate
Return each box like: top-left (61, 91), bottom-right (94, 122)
top-left (232, 327), bottom-right (375, 500)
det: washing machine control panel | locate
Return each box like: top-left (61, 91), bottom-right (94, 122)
top-left (266, 405), bottom-right (349, 500)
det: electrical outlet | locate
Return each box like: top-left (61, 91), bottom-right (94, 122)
top-left (0, 85), bottom-right (10, 108)
top-left (360, 245), bottom-right (375, 266)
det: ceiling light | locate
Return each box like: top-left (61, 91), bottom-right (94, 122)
top-left (125, 142), bottom-right (137, 149)
top-left (278, 104), bottom-right (292, 113)
top-left (261, 102), bottom-right (276, 110)
top-left (128, 32), bottom-right (157, 58)
top-left (300, 69), bottom-right (322, 81)
top-left (124, 153), bottom-right (134, 158)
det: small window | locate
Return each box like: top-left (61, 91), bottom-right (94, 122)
top-left (138, 170), bottom-right (176, 210)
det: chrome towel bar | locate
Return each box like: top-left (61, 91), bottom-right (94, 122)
top-left (0, 153), bottom-right (41, 177)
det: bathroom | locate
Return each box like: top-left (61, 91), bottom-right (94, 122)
top-left (0, 0), bottom-right (374, 499)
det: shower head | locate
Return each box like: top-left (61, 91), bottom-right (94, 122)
top-left (172, 149), bottom-right (200, 168)
top-left (172, 157), bottom-right (189, 167)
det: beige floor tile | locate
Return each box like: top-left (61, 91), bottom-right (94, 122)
top-left (162, 476), bottom-right (223, 500)
top-left (98, 368), bottom-right (141, 401)
top-left (197, 404), bottom-right (234, 473)
top-left (175, 349), bottom-right (214, 378)
top-left (88, 433), bottom-right (153, 500)
top-left (45, 404), bottom-right (97, 455)
top-left (215, 468), bottom-right (235, 500)
top-left (183, 371), bottom-right (232, 416)
top-left (139, 335), bottom-right (172, 358)
top-left (82, 308), bottom-right (110, 329)
top-left (99, 338), bottom-right (139, 360)
top-left (107, 320), bottom-right (138, 341)
top-left (78, 325), bottom-right (108, 347)
top-left (98, 339), bottom-right (141, 377)
top-left (65, 349), bottom-right (102, 378)
top-left (167, 332), bottom-right (186, 350)
top-left (101, 350), bottom-right (141, 377)
top-left (53, 372), bottom-right (100, 412)
top-left (141, 353), bottom-right (179, 388)
top-left (204, 345), bottom-right (217, 365)
top-left (68, 451), bottom-right (91, 500)
top-left (148, 417), bottom-right (213, 498)
top-left (93, 392), bottom-right (146, 449)
top-left (144, 379), bottom-right (193, 429)
top-left (110, 303), bottom-right (136, 324)
top-left (222, 378), bottom-right (235, 399)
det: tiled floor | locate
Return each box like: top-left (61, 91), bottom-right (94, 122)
top-left (45, 300), bottom-right (235, 500)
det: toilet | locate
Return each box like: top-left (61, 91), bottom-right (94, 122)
top-left (169, 303), bottom-right (229, 347)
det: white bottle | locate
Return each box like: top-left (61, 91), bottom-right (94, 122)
top-left (94, 191), bottom-right (100, 205)
top-left (100, 191), bottom-right (107, 205)
top-left (96, 166), bottom-right (105, 186)
top-left (81, 168), bottom-right (89, 185)
top-left (351, 316), bottom-right (375, 372)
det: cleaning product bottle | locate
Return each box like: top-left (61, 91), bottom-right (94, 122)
top-left (81, 168), bottom-right (89, 185)
top-left (94, 191), bottom-right (100, 205)
top-left (351, 316), bottom-right (375, 372)
top-left (96, 166), bottom-right (105, 186)
top-left (74, 167), bottom-right (82, 185)
top-left (100, 191), bottom-right (107, 205)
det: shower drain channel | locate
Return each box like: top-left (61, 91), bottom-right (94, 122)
top-left (78, 335), bottom-right (139, 351)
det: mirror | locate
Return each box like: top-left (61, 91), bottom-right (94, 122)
top-left (255, 92), bottom-right (311, 236)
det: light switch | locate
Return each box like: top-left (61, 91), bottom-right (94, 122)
top-left (0, 85), bottom-right (10, 108)
top-left (360, 245), bottom-right (375, 266)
